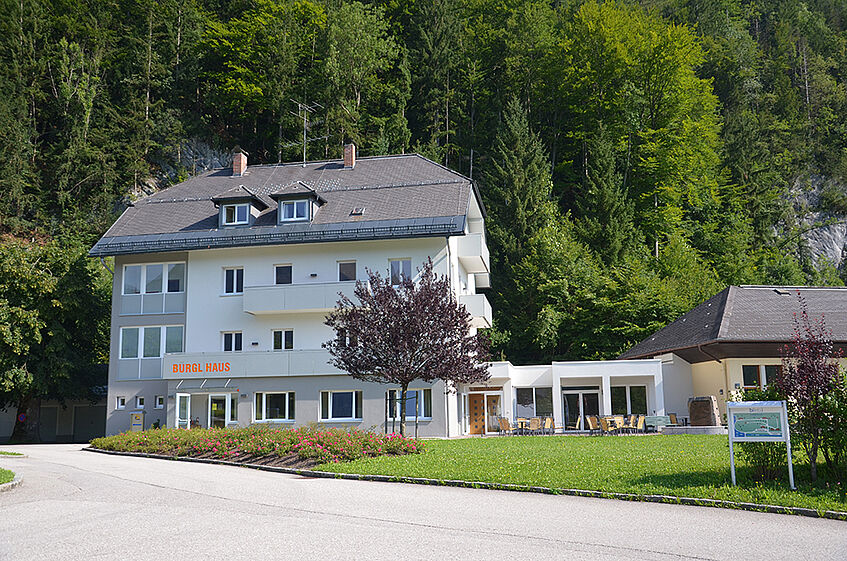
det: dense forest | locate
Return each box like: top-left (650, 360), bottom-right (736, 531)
top-left (3, 0), bottom-right (847, 369)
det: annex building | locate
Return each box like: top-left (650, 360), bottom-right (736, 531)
top-left (620, 285), bottom-right (847, 418)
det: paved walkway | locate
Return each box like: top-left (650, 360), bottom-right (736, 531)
top-left (0, 444), bottom-right (845, 560)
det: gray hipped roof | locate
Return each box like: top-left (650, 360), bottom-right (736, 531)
top-left (620, 285), bottom-right (847, 362)
top-left (90, 154), bottom-right (481, 256)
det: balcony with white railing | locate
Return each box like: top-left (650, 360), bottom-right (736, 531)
top-left (243, 281), bottom-right (359, 315)
top-left (457, 232), bottom-right (490, 274)
top-left (163, 349), bottom-right (343, 379)
top-left (460, 293), bottom-right (492, 328)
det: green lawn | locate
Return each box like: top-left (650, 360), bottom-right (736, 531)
top-left (317, 435), bottom-right (847, 513)
top-left (0, 451), bottom-right (23, 456)
top-left (0, 468), bottom-right (13, 485)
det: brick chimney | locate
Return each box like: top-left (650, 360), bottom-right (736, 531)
top-left (232, 146), bottom-right (248, 176)
top-left (343, 143), bottom-right (356, 169)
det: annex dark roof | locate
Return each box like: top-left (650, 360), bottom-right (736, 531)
top-left (90, 154), bottom-right (481, 256)
top-left (619, 285), bottom-right (847, 363)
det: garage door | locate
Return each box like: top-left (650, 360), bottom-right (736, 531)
top-left (73, 405), bottom-right (106, 443)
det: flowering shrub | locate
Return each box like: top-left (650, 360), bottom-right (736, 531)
top-left (90, 425), bottom-right (425, 464)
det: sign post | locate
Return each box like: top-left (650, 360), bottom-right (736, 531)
top-left (726, 401), bottom-right (794, 490)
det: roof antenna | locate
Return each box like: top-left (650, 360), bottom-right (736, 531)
top-left (288, 100), bottom-right (324, 167)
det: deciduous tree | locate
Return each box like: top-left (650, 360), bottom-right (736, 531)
top-left (776, 293), bottom-right (842, 481)
top-left (323, 259), bottom-right (489, 435)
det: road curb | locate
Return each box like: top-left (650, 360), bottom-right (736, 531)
top-left (0, 473), bottom-right (22, 493)
top-left (83, 447), bottom-right (847, 521)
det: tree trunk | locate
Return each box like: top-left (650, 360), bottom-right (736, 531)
top-left (9, 394), bottom-right (40, 443)
top-left (810, 429), bottom-right (819, 482)
top-left (399, 384), bottom-right (409, 437)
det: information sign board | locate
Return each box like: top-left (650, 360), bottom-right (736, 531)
top-left (726, 401), bottom-right (794, 489)
top-left (130, 411), bottom-right (145, 432)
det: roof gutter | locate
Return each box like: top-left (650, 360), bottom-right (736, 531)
top-left (697, 343), bottom-right (722, 364)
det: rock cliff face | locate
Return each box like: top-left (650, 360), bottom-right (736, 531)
top-left (130, 139), bottom-right (230, 200)
top-left (791, 175), bottom-right (847, 270)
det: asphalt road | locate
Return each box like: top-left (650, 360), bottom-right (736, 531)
top-left (0, 444), bottom-right (845, 561)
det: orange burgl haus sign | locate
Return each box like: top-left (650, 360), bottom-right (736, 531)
top-left (172, 362), bottom-right (231, 374)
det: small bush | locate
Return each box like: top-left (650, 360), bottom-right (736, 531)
top-left (733, 386), bottom-right (788, 481)
top-left (90, 425), bottom-right (425, 464)
top-left (821, 372), bottom-right (847, 485)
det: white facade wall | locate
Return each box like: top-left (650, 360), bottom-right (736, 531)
top-left (105, 233), bottom-right (488, 437)
top-left (184, 238), bottom-right (452, 354)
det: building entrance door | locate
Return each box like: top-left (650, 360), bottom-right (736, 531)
top-left (468, 394), bottom-right (485, 435)
top-left (176, 393), bottom-right (190, 429)
top-left (563, 390), bottom-right (600, 430)
top-left (210, 396), bottom-right (227, 428)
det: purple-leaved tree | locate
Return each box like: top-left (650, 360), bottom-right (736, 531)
top-left (777, 293), bottom-right (842, 482)
top-left (323, 259), bottom-right (490, 436)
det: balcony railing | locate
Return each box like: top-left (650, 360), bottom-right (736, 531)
top-left (243, 281), bottom-right (359, 314)
top-left (163, 349), bottom-right (343, 379)
top-left (459, 293), bottom-right (492, 328)
top-left (457, 232), bottom-right (490, 274)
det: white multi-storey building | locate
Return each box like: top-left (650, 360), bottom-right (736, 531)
top-left (92, 145), bottom-right (492, 437)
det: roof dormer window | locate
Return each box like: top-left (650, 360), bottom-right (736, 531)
top-left (280, 200), bottom-right (309, 222)
top-left (223, 204), bottom-right (249, 225)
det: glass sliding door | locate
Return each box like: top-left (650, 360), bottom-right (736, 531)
top-left (564, 393), bottom-right (581, 429)
top-left (562, 390), bottom-right (600, 430)
top-left (485, 395), bottom-right (501, 434)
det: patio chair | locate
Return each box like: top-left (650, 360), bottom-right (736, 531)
top-left (635, 415), bottom-right (645, 434)
top-left (498, 417), bottom-right (516, 436)
top-left (542, 417), bottom-right (554, 435)
top-left (586, 416), bottom-right (600, 436)
top-left (598, 417), bottom-right (616, 436)
top-left (669, 413), bottom-right (679, 426)
top-left (528, 417), bottom-right (542, 435)
top-left (623, 415), bottom-right (637, 434)
top-left (613, 415), bottom-right (625, 432)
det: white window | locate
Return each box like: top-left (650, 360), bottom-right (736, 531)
top-left (120, 327), bottom-right (140, 359)
top-left (274, 264), bottom-right (292, 285)
top-left (120, 325), bottom-right (184, 359)
top-left (136, 396), bottom-right (145, 409)
top-left (388, 388), bottom-right (432, 419)
top-left (273, 329), bottom-right (294, 350)
top-left (122, 263), bottom-right (186, 295)
top-left (320, 390), bottom-right (363, 421)
top-left (165, 326), bottom-right (184, 353)
top-left (515, 387), bottom-right (554, 418)
top-left (280, 200), bottom-right (309, 221)
top-left (742, 365), bottom-right (779, 390)
top-left (610, 385), bottom-right (648, 416)
top-left (223, 332), bottom-right (242, 352)
top-left (154, 395), bottom-right (164, 409)
top-left (224, 267), bottom-right (244, 294)
top-left (166, 263), bottom-right (185, 293)
top-left (255, 392), bottom-right (295, 422)
top-left (223, 204), bottom-right (249, 225)
top-left (338, 261), bottom-right (356, 282)
top-left (142, 327), bottom-right (161, 358)
top-left (116, 396), bottom-right (126, 410)
top-left (389, 259), bottom-right (411, 285)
